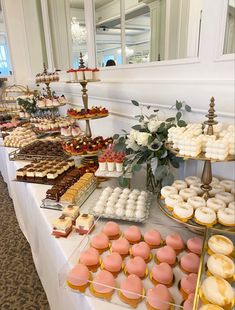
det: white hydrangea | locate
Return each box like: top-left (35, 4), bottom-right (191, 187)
top-left (148, 118), bottom-right (161, 133)
top-left (136, 132), bottom-right (151, 146)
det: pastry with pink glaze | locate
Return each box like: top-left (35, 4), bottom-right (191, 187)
top-left (151, 263), bottom-right (174, 287)
top-left (67, 263), bottom-right (90, 292)
top-left (144, 229), bottom-right (162, 248)
top-left (125, 256), bottom-right (147, 279)
top-left (111, 237), bottom-right (130, 257)
top-left (119, 274), bottom-right (144, 307)
top-left (187, 237), bottom-right (203, 255)
top-left (131, 241), bottom-right (151, 262)
top-left (79, 247), bottom-right (100, 271)
top-left (91, 270), bottom-right (115, 300)
top-left (165, 232), bottom-right (185, 252)
top-left (102, 252), bottom-right (123, 277)
top-left (156, 246), bottom-right (177, 266)
top-left (102, 221), bottom-right (121, 240)
top-left (183, 293), bottom-right (195, 310)
top-left (91, 233), bottom-right (109, 253)
top-left (146, 284), bottom-right (173, 310)
top-left (180, 273), bottom-right (198, 299)
top-left (124, 225), bottom-right (142, 244)
top-left (180, 253), bottom-right (200, 273)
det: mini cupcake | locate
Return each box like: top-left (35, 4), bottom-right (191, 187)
top-left (165, 232), bottom-right (185, 253)
top-left (180, 253), bottom-right (200, 273)
top-left (90, 233), bottom-right (110, 253)
top-left (102, 221), bottom-right (121, 240)
top-left (125, 256), bottom-right (148, 279)
top-left (111, 237), bottom-right (130, 258)
top-left (79, 247), bottom-right (100, 272)
top-left (124, 225), bottom-right (142, 244)
top-left (155, 246), bottom-right (177, 266)
top-left (150, 263), bottom-right (174, 287)
top-left (208, 235), bottom-right (234, 256)
top-left (180, 273), bottom-right (198, 300)
top-left (67, 263), bottom-right (91, 292)
top-left (101, 252), bottom-right (123, 277)
top-left (144, 229), bottom-right (162, 249)
top-left (146, 284), bottom-right (174, 310)
top-left (130, 241), bottom-right (152, 262)
top-left (119, 274), bottom-right (144, 308)
top-left (90, 270), bottom-right (116, 300)
top-left (187, 237), bottom-right (203, 255)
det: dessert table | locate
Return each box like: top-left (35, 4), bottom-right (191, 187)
top-left (0, 144), bottom-right (183, 310)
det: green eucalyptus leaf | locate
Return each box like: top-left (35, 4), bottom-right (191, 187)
top-left (162, 173), bottom-right (174, 186)
top-left (177, 120), bottom-right (187, 127)
top-left (122, 129), bottom-right (127, 134)
top-left (132, 125), bottom-right (142, 130)
top-left (118, 176), bottom-right (129, 188)
top-left (113, 134), bottom-right (119, 140)
top-left (185, 104), bottom-right (191, 112)
top-left (134, 115), bottom-right (142, 118)
top-left (132, 100), bottom-right (139, 106)
top-left (132, 164), bottom-right (142, 172)
top-left (113, 142), bottom-right (125, 152)
top-left (119, 136), bottom-right (125, 143)
top-left (166, 117), bottom-right (175, 122)
top-left (155, 165), bottom-right (167, 181)
top-left (147, 105), bottom-right (151, 109)
top-left (154, 109), bottom-right (159, 112)
top-left (176, 111), bottom-right (182, 121)
top-left (176, 101), bottom-right (182, 110)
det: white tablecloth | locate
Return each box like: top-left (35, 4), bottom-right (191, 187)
top-left (0, 145), bottom-right (183, 310)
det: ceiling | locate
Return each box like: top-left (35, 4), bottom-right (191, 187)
top-left (70, 0), bottom-right (111, 10)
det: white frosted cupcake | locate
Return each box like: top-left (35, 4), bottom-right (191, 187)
top-left (172, 202), bottom-right (194, 222)
top-left (194, 207), bottom-right (216, 227)
top-left (172, 180), bottom-right (187, 191)
top-left (217, 208), bottom-right (235, 226)
top-left (160, 186), bottom-right (178, 199)
top-left (185, 176), bottom-right (200, 185)
top-left (220, 179), bottom-right (235, 192)
top-left (215, 192), bottom-right (234, 205)
top-left (165, 194), bottom-right (183, 211)
top-left (190, 182), bottom-right (203, 195)
top-left (179, 188), bottom-right (197, 201)
top-left (188, 196), bottom-right (206, 209)
top-left (206, 198), bottom-right (226, 211)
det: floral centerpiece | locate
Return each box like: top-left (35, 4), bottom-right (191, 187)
top-left (17, 94), bottom-right (37, 114)
top-left (113, 100), bottom-right (191, 193)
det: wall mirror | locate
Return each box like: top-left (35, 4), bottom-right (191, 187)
top-left (223, 0), bottom-right (235, 54)
top-left (94, 0), bottom-right (203, 67)
top-left (0, 0), bottom-right (12, 76)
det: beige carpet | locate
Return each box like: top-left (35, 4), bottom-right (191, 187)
top-left (0, 174), bottom-right (50, 310)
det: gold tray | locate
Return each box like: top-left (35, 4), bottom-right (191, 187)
top-left (66, 114), bottom-right (108, 121)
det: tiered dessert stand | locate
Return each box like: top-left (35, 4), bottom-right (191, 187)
top-left (159, 97), bottom-right (235, 232)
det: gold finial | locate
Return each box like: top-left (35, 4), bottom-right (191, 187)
top-left (204, 96), bottom-right (218, 135)
top-left (79, 52), bottom-right (86, 69)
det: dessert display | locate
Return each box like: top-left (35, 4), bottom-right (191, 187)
top-left (102, 221), bottom-right (121, 240)
top-left (16, 158), bottom-right (75, 184)
top-left (61, 125), bottom-right (82, 138)
top-left (36, 71), bottom-right (59, 83)
top-left (97, 145), bottom-right (125, 173)
top-left (66, 66), bottom-right (100, 82)
top-left (62, 136), bottom-right (113, 156)
top-left (3, 126), bottom-right (37, 147)
top-left (75, 213), bottom-right (95, 235)
top-left (67, 106), bottom-right (108, 119)
top-left (36, 95), bottom-right (68, 108)
top-left (125, 256), bottom-right (147, 279)
top-left (31, 117), bottom-right (75, 133)
top-left (91, 187), bottom-right (151, 222)
top-left (79, 247), bottom-right (100, 272)
top-left (67, 263), bottom-right (91, 292)
top-left (159, 175), bottom-right (235, 228)
top-left (52, 214), bottom-right (73, 238)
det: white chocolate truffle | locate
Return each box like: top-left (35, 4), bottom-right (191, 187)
top-left (201, 276), bottom-right (234, 307)
top-left (135, 210), bottom-right (145, 219)
top-left (194, 207), bottom-right (216, 226)
top-left (208, 235), bottom-right (234, 255)
top-left (217, 208), bottom-right (235, 226)
top-left (105, 207), bottom-right (115, 215)
top-left (136, 204), bottom-right (145, 211)
top-left (115, 208), bottom-right (125, 217)
top-left (207, 254), bottom-right (234, 279)
top-left (114, 187), bottom-right (122, 194)
top-left (106, 201), bottom-right (114, 208)
top-left (126, 204), bottom-right (136, 211)
top-left (125, 209), bottom-right (134, 217)
top-left (115, 202), bottom-right (125, 210)
top-left (187, 196), bottom-right (206, 209)
top-left (185, 176), bottom-right (200, 185)
top-left (215, 192), bottom-right (234, 205)
top-left (129, 193), bottom-right (137, 200)
top-left (207, 198), bottom-right (226, 211)
top-left (123, 188), bottom-right (130, 194)
top-left (132, 189), bottom-right (140, 195)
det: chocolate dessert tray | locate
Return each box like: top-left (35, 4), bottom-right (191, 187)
top-left (158, 197), bottom-right (235, 233)
top-left (9, 148), bottom-right (69, 161)
top-left (58, 220), bottom-right (206, 310)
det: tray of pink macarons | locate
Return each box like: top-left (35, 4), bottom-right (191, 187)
top-left (58, 218), bottom-right (223, 310)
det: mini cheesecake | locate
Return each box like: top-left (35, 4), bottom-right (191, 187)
top-left (62, 205), bottom-right (80, 222)
top-left (16, 168), bottom-right (26, 180)
top-left (26, 169), bottom-right (35, 179)
top-left (47, 170), bottom-right (59, 180)
top-left (52, 215), bottom-right (73, 238)
top-left (75, 213), bottom-right (94, 234)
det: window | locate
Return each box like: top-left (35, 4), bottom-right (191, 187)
top-left (0, 35), bottom-right (12, 75)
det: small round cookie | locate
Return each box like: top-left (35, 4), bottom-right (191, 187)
top-left (215, 192), bottom-right (234, 205)
top-left (208, 235), bottom-right (234, 256)
top-left (185, 176), bottom-right (200, 186)
top-left (228, 201), bottom-right (235, 211)
top-left (172, 180), bottom-right (188, 191)
top-left (209, 184), bottom-right (225, 196)
top-left (189, 183), bottom-right (203, 195)
top-left (206, 198), bottom-right (226, 211)
top-left (220, 179), bottom-right (235, 192)
top-left (207, 253), bottom-right (234, 280)
top-left (187, 196), bottom-right (206, 209)
top-left (179, 188), bottom-right (197, 201)
top-left (160, 186), bottom-right (178, 199)
top-left (165, 194), bottom-right (183, 211)
top-left (172, 203), bottom-right (194, 222)
top-left (217, 208), bottom-right (235, 226)
top-left (194, 207), bottom-right (216, 227)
